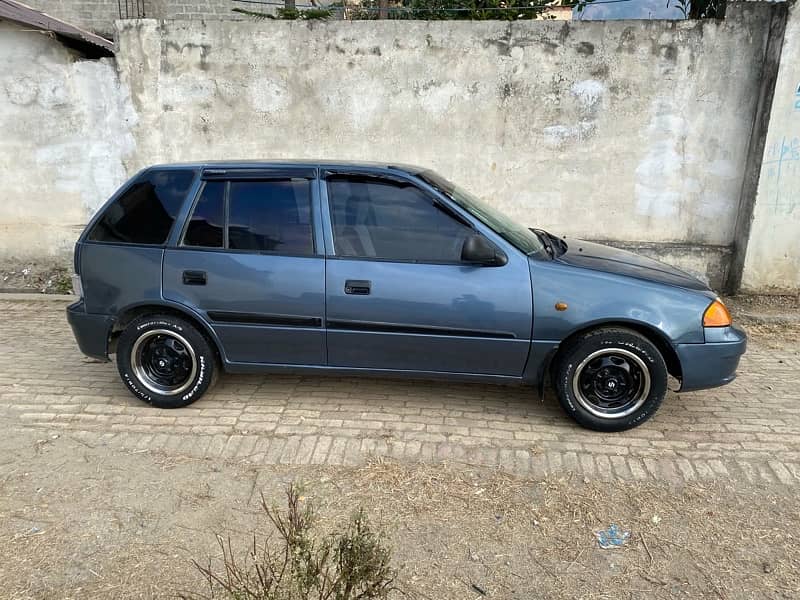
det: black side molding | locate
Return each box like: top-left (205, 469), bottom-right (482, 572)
top-left (208, 311), bottom-right (322, 328)
top-left (326, 319), bottom-right (515, 339)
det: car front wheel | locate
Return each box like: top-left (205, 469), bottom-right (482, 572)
top-left (554, 327), bottom-right (668, 432)
top-left (116, 314), bottom-right (218, 408)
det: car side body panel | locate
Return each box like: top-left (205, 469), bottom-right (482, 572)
top-left (80, 243), bottom-right (164, 315)
top-left (162, 250), bottom-right (327, 365)
top-left (524, 258), bottom-right (747, 391)
top-left (324, 258), bottom-right (533, 376)
top-left (528, 257), bottom-right (712, 345)
top-left (319, 165), bottom-right (533, 377)
top-left (66, 160), bottom-right (746, 401)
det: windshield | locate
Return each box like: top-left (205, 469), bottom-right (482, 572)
top-left (417, 170), bottom-right (546, 257)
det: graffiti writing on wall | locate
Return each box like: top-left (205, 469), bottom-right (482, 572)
top-left (762, 136), bottom-right (799, 215)
top-left (795, 83), bottom-right (800, 111)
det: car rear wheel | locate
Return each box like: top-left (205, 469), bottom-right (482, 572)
top-left (117, 314), bottom-right (218, 408)
top-left (554, 327), bottom-right (667, 432)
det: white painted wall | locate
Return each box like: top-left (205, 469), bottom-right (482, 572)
top-left (110, 8), bottom-right (772, 286)
top-left (0, 21), bottom-right (136, 261)
top-left (3, 4), bottom-right (797, 291)
top-left (115, 15), bottom-right (769, 255)
top-left (741, 3), bottom-right (800, 292)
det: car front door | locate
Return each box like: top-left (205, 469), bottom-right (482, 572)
top-left (321, 171), bottom-right (533, 377)
top-left (163, 168), bottom-right (326, 366)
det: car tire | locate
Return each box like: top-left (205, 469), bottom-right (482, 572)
top-left (554, 327), bottom-right (667, 432)
top-left (116, 314), bottom-right (218, 409)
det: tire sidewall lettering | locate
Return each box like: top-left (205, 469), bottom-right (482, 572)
top-left (181, 355), bottom-right (206, 402)
top-left (136, 320), bottom-right (183, 333)
top-left (123, 372), bottom-right (152, 403)
top-left (556, 330), bottom-right (667, 431)
top-left (119, 316), bottom-right (214, 409)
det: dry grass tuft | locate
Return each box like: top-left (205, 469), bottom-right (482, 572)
top-left (181, 482), bottom-right (398, 600)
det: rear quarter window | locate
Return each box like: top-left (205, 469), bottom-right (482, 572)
top-left (227, 179), bottom-right (313, 254)
top-left (87, 169), bottom-right (196, 245)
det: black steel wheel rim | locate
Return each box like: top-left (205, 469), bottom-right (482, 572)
top-left (572, 348), bottom-right (651, 419)
top-left (131, 329), bottom-right (197, 396)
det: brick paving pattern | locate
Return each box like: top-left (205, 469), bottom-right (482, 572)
top-left (1, 298), bottom-right (798, 485)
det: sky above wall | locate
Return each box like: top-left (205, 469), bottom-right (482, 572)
top-left (574, 0), bottom-right (687, 20)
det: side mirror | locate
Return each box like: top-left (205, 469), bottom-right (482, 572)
top-left (461, 234), bottom-right (507, 266)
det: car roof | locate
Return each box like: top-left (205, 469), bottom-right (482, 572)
top-left (145, 160), bottom-right (428, 175)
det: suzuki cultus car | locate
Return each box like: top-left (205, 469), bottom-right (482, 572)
top-left (67, 162), bottom-right (746, 431)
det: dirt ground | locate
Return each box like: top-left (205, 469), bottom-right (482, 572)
top-left (0, 262), bottom-right (73, 295)
top-left (0, 420), bottom-right (797, 600)
top-left (0, 294), bottom-right (798, 599)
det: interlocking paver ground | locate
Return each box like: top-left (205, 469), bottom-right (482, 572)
top-left (1, 297), bottom-right (798, 485)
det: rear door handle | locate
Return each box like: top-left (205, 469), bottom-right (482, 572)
top-left (182, 270), bottom-right (207, 286)
top-left (344, 280), bottom-right (371, 295)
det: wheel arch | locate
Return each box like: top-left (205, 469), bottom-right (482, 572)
top-left (549, 320), bottom-right (682, 384)
top-left (109, 301), bottom-right (226, 363)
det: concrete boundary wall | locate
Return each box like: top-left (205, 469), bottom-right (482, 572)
top-left (114, 4), bottom-right (773, 287)
top-left (0, 21), bottom-right (135, 267)
top-left (1, 2), bottom-right (796, 291)
top-left (741, 2), bottom-right (800, 292)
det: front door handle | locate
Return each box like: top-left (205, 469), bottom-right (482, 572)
top-left (344, 280), bottom-right (371, 295)
top-left (182, 270), bottom-right (207, 286)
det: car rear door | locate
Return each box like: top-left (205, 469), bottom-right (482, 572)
top-left (321, 171), bottom-right (532, 376)
top-left (162, 167), bottom-right (326, 366)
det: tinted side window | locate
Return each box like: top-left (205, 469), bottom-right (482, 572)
top-left (327, 177), bottom-right (473, 262)
top-left (228, 180), bottom-right (313, 254)
top-left (88, 169), bottom-right (195, 245)
top-left (183, 182), bottom-right (224, 248)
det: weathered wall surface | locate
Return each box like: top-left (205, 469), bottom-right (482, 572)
top-left (0, 21), bottom-right (136, 262)
top-left (741, 3), bottom-right (800, 292)
top-left (113, 5), bottom-right (772, 286)
top-left (3, 4), bottom-right (796, 291)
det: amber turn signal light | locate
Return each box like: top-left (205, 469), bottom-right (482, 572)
top-left (703, 299), bottom-right (732, 327)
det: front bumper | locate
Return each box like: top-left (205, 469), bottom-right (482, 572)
top-left (66, 300), bottom-right (113, 361)
top-left (676, 325), bottom-right (747, 392)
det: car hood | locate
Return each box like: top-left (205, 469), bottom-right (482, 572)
top-left (553, 239), bottom-right (711, 292)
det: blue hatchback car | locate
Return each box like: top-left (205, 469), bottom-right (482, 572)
top-left (66, 161), bottom-right (746, 431)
